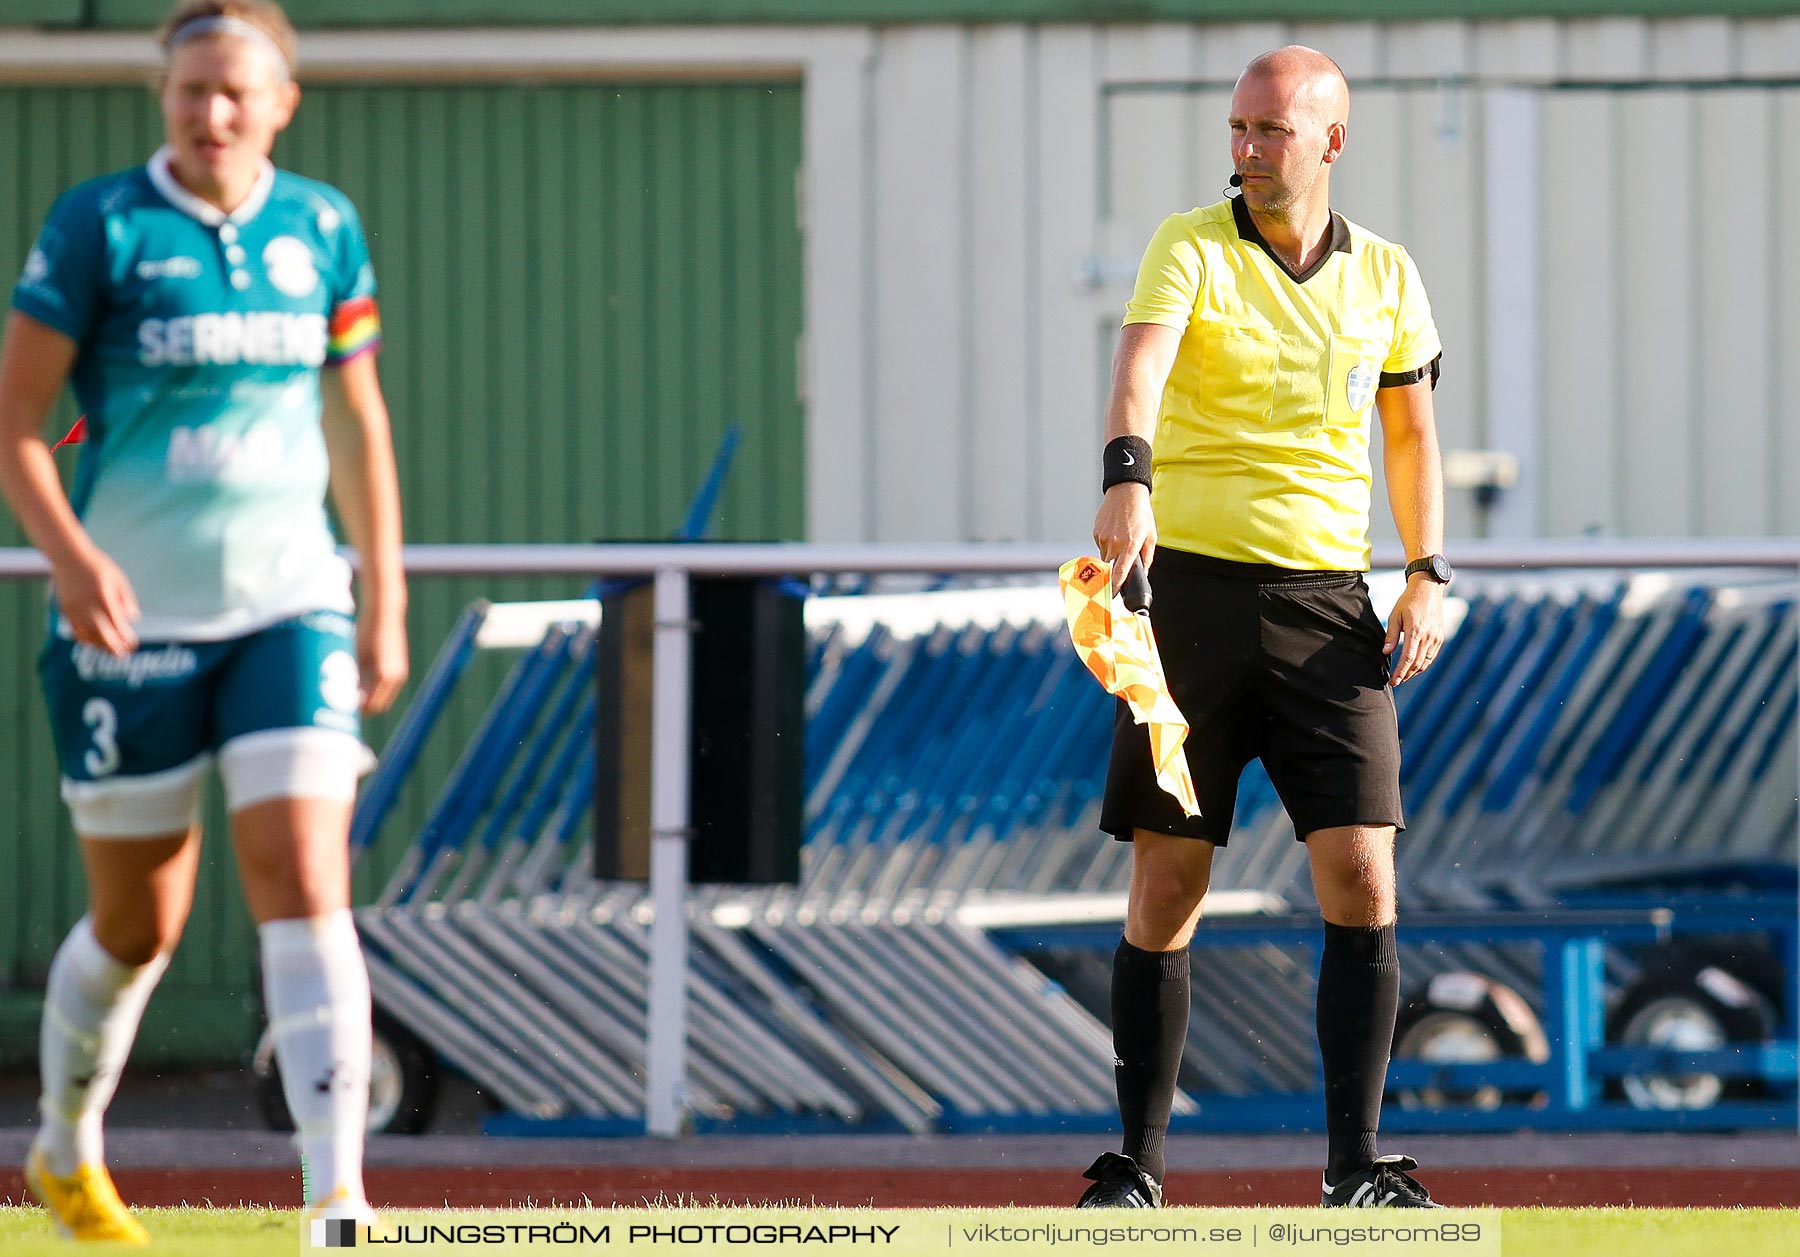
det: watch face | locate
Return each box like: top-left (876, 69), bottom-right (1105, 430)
top-left (1429, 555), bottom-right (1452, 583)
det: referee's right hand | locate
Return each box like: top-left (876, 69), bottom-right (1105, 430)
top-left (1094, 482), bottom-right (1157, 595)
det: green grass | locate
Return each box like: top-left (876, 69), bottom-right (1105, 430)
top-left (1499, 1208), bottom-right (1796, 1256)
top-left (1, 1205), bottom-right (293, 1254)
top-left (0, 1205), bottom-right (1794, 1256)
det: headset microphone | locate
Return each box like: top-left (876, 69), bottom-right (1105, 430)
top-left (1226, 172), bottom-right (1243, 194)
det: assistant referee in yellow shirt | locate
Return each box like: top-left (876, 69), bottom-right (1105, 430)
top-left (1077, 46), bottom-right (1450, 1211)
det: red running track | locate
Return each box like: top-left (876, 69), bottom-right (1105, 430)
top-left (4, 1166), bottom-right (1798, 1209)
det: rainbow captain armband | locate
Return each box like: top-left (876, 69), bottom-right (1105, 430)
top-left (326, 296), bottom-right (382, 364)
top-left (53, 416), bottom-right (86, 449)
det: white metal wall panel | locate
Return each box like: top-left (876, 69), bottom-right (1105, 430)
top-left (802, 46), bottom-right (876, 543)
top-left (1030, 28), bottom-right (1104, 543)
top-left (823, 17), bottom-right (1800, 546)
top-left (1100, 99), bottom-right (1205, 268)
top-left (1472, 19), bottom-right (1560, 81)
top-left (1563, 18), bottom-right (1651, 79)
top-left (1649, 18), bottom-right (1734, 80)
top-left (1617, 91), bottom-right (1697, 536)
top-left (1542, 91), bottom-right (1620, 537)
top-left (1776, 94), bottom-right (1800, 536)
top-left (1537, 83), bottom-right (1800, 539)
top-left (968, 27), bottom-right (1034, 543)
top-left (870, 28), bottom-right (967, 541)
top-left (1481, 87), bottom-right (1542, 540)
top-left (1695, 89), bottom-right (1774, 537)
top-left (1383, 20), bottom-right (1472, 78)
top-left (1102, 22), bottom-right (1199, 84)
top-left (1740, 17), bottom-right (1800, 79)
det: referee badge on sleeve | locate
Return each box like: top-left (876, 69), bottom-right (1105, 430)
top-left (1345, 360), bottom-right (1378, 413)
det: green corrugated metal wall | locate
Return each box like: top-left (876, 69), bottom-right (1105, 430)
top-left (0, 80), bottom-right (805, 1063)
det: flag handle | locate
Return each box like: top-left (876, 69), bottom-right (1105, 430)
top-left (1121, 564), bottom-right (1151, 614)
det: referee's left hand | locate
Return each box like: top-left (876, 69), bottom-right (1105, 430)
top-left (1384, 576), bottom-right (1446, 686)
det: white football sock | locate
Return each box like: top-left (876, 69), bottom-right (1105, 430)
top-left (259, 910), bottom-right (371, 1206)
top-left (37, 918), bottom-right (170, 1176)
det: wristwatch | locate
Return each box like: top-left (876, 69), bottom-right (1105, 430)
top-left (1404, 554), bottom-right (1453, 584)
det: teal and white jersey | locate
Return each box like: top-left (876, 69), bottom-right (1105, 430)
top-left (12, 147), bottom-right (383, 640)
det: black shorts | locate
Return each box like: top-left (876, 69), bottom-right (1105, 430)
top-left (1099, 548), bottom-right (1404, 846)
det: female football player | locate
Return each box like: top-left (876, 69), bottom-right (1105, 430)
top-left (0, 0), bottom-right (403, 1239)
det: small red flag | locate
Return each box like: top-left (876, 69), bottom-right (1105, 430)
top-left (52, 416), bottom-right (85, 450)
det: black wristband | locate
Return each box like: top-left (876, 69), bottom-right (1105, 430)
top-left (1103, 435), bottom-right (1153, 492)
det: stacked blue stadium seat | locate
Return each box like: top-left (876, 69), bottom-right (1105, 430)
top-left (344, 570), bottom-right (1795, 1132)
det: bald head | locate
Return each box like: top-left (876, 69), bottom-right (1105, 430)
top-left (1238, 45), bottom-right (1349, 128)
top-left (1228, 46), bottom-right (1349, 225)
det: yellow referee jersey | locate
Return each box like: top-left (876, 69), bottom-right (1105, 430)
top-left (1125, 196), bottom-right (1440, 571)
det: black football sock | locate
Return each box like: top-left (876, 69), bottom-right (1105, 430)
top-left (1111, 937), bottom-right (1191, 1185)
top-left (1316, 922), bottom-right (1400, 1185)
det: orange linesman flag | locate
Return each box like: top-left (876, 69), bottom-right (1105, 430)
top-left (1059, 556), bottom-right (1199, 817)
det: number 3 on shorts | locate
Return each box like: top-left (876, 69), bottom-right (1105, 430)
top-left (83, 697), bottom-right (121, 777)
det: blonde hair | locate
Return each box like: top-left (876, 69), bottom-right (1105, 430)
top-left (159, 0), bottom-right (298, 76)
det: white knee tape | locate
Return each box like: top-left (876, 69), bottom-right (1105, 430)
top-left (61, 758), bottom-right (208, 838)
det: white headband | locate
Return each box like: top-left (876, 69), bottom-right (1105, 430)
top-left (166, 15), bottom-right (292, 81)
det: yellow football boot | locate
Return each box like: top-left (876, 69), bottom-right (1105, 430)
top-left (24, 1145), bottom-right (151, 1245)
top-left (305, 1186), bottom-right (376, 1226)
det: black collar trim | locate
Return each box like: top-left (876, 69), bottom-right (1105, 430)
top-left (1230, 195), bottom-right (1350, 284)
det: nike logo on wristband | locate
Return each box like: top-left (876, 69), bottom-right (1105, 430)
top-left (1121, 451), bottom-right (1136, 465)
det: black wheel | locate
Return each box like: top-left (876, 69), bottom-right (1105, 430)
top-left (253, 1030), bottom-right (294, 1132)
top-left (1668, 938), bottom-right (1787, 1018)
top-left (1389, 972), bottom-right (1549, 1110)
top-left (1606, 950), bottom-right (1777, 1110)
top-left (253, 1009), bottom-right (439, 1135)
